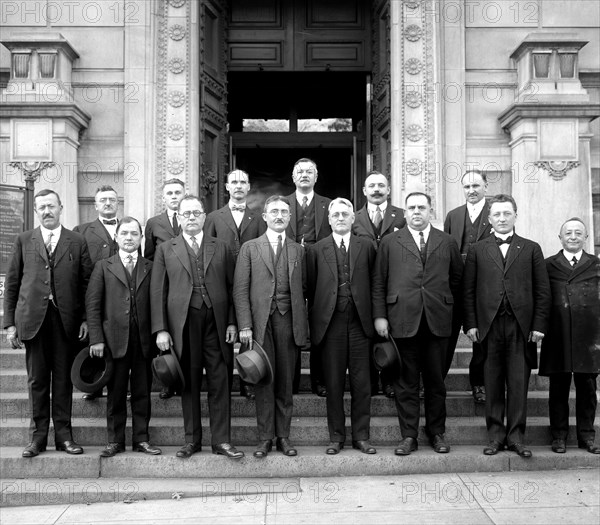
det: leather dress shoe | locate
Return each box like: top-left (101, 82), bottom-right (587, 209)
top-left (394, 437), bottom-right (418, 456)
top-left (253, 440), bottom-right (272, 458)
top-left (431, 434), bottom-right (450, 453)
top-left (578, 439), bottom-right (600, 454)
top-left (176, 442), bottom-right (202, 458)
top-left (508, 443), bottom-right (532, 458)
top-left (241, 384), bottom-right (256, 400)
top-left (352, 440), bottom-right (376, 454)
top-left (472, 385), bottom-right (486, 404)
top-left (276, 437), bottom-right (297, 456)
top-left (82, 390), bottom-right (103, 400)
top-left (133, 441), bottom-right (162, 455)
top-left (212, 443), bottom-right (244, 459)
top-left (22, 442), bottom-right (46, 458)
top-left (100, 442), bottom-right (125, 458)
top-left (315, 384), bottom-right (327, 398)
top-left (56, 440), bottom-right (84, 455)
top-left (483, 441), bottom-right (503, 455)
top-left (326, 442), bottom-right (343, 455)
top-left (551, 439), bottom-right (566, 453)
top-left (159, 387), bottom-right (173, 400)
top-left (384, 384), bottom-right (395, 398)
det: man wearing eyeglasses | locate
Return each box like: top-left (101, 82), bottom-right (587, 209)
top-left (74, 185), bottom-right (121, 400)
top-left (234, 196), bottom-right (309, 458)
top-left (286, 158), bottom-right (331, 397)
top-left (151, 195), bottom-right (243, 460)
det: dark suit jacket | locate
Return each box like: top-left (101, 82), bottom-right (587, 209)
top-left (463, 234), bottom-right (551, 366)
top-left (73, 218), bottom-right (117, 265)
top-left (150, 234), bottom-right (236, 361)
top-left (307, 234), bottom-right (376, 346)
top-left (204, 204), bottom-right (266, 260)
top-left (86, 254), bottom-right (155, 359)
top-left (352, 203), bottom-right (406, 244)
top-left (233, 233), bottom-right (309, 348)
top-left (285, 192), bottom-right (331, 244)
top-left (444, 202), bottom-right (492, 253)
top-left (539, 251), bottom-right (600, 375)
top-left (144, 212), bottom-right (178, 261)
top-left (372, 226), bottom-right (463, 338)
top-left (4, 227), bottom-right (93, 341)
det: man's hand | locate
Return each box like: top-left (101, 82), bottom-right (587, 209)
top-left (466, 328), bottom-right (480, 343)
top-left (374, 318), bottom-right (389, 339)
top-left (89, 343), bottom-right (105, 358)
top-left (156, 331), bottom-right (173, 353)
top-left (239, 328), bottom-right (253, 350)
top-left (6, 326), bottom-right (22, 349)
top-left (528, 331), bottom-right (545, 343)
top-left (226, 324), bottom-right (237, 344)
top-left (79, 321), bottom-right (88, 340)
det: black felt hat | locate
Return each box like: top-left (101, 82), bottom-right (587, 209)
top-left (152, 352), bottom-right (185, 389)
top-left (235, 340), bottom-right (274, 386)
top-left (373, 337), bottom-right (402, 372)
top-left (71, 347), bottom-right (114, 394)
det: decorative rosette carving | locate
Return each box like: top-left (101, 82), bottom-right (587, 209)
top-left (168, 57), bottom-right (185, 74)
top-left (405, 159), bottom-right (423, 176)
top-left (405, 91), bottom-right (422, 108)
top-left (168, 0), bottom-right (186, 8)
top-left (405, 58), bottom-right (422, 75)
top-left (168, 90), bottom-right (186, 108)
top-left (405, 25), bottom-right (422, 42)
top-left (404, 0), bottom-right (420, 8)
top-left (167, 158), bottom-right (185, 175)
top-left (168, 124), bottom-right (185, 141)
top-left (169, 24), bottom-right (186, 41)
top-left (406, 125), bottom-right (423, 142)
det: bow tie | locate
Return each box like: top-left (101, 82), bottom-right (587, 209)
top-left (231, 205), bottom-right (246, 212)
top-left (495, 236), bottom-right (512, 246)
top-left (103, 219), bottom-right (117, 226)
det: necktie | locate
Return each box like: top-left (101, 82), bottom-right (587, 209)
top-left (191, 236), bottom-right (199, 256)
top-left (301, 196), bottom-right (308, 212)
top-left (340, 238), bottom-right (347, 258)
top-left (419, 231), bottom-right (426, 263)
top-left (571, 256), bottom-right (578, 268)
top-left (275, 235), bottom-right (283, 261)
top-left (172, 214), bottom-right (179, 234)
top-left (46, 231), bottom-right (54, 255)
top-left (231, 204), bottom-right (246, 212)
top-left (373, 206), bottom-right (382, 228)
top-left (495, 236), bottom-right (513, 246)
top-left (125, 254), bottom-right (134, 276)
top-left (103, 219), bottom-right (117, 226)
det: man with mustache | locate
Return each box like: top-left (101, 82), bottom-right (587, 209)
top-left (352, 171), bottom-right (406, 398)
top-left (204, 169), bottom-right (266, 400)
top-left (5, 189), bottom-right (93, 458)
top-left (74, 185), bottom-right (121, 400)
top-left (286, 158), bottom-right (331, 397)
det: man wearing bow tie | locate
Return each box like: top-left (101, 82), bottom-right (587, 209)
top-left (4, 189), bottom-right (92, 458)
top-left (204, 170), bottom-right (266, 400)
top-left (539, 218), bottom-right (600, 455)
top-left (74, 185), bottom-right (121, 400)
top-left (463, 194), bottom-right (551, 458)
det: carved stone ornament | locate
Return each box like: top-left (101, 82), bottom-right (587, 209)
top-left (168, 124), bottom-right (185, 141)
top-left (169, 24), bottom-right (186, 41)
top-left (201, 170), bottom-right (218, 198)
top-left (405, 25), bottom-right (422, 42)
top-left (9, 161), bottom-right (55, 180)
top-left (534, 160), bottom-right (580, 181)
top-left (405, 58), bottom-right (422, 75)
top-left (405, 91), bottom-right (422, 108)
top-left (404, 0), bottom-right (420, 8)
top-left (167, 158), bottom-right (185, 175)
top-left (168, 90), bottom-right (186, 108)
top-left (168, 57), bottom-right (185, 74)
top-left (168, 0), bottom-right (186, 8)
top-left (405, 159), bottom-right (423, 176)
top-left (406, 124), bottom-right (423, 142)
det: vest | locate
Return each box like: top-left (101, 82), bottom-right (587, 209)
top-left (296, 198), bottom-right (316, 245)
top-left (124, 261), bottom-right (138, 326)
top-left (270, 242), bottom-right (291, 315)
top-left (334, 240), bottom-right (352, 312)
top-left (460, 210), bottom-right (483, 255)
top-left (186, 241), bottom-right (213, 309)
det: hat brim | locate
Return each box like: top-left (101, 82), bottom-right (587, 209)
top-left (71, 347), bottom-right (114, 394)
top-left (235, 340), bottom-right (274, 386)
top-left (152, 352), bottom-right (185, 390)
top-left (373, 337), bottom-right (402, 372)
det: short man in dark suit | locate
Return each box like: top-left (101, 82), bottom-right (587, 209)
top-left (352, 171), bottom-right (406, 398)
top-left (463, 194), bottom-right (551, 457)
top-left (151, 195), bottom-right (243, 459)
top-left (307, 198), bottom-right (377, 455)
top-left (373, 192), bottom-right (463, 455)
top-left (539, 218), bottom-right (600, 455)
top-left (143, 177), bottom-right (185, 399)
top-left (444, 170), bottom-right (493, 403)
top-left (234, 196), bottom-right (310, 458)
top-left (204, 169), bottom-right (266, 400)
top-left (74, 185), bottom-right (120, 400)
top-left (86, 216), bottom-right (162, 458)
top-left (286, 158), bottom-right (331, 397)
top-left (5, 189), bottom-right (92, 457)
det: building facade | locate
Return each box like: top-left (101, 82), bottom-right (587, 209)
top-left (1, 0), bottom-right (599, 256)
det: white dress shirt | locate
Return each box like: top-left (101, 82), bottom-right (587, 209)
top-left (563, 249), bottom-right (583, 266)
top-left (119, 249), bottom-right (138, 267)
top-left (265, 229), bottom-right (286, 253)
top-left (467, 199), bottom-right (486, 223)
top-left (332, 232), bottom-right (351, 251)
top-left (407, 224), bottom-right (431, 249)
top-left (229, 200), bottom-right (246, 228)
top-left (40, 224), bottom-right (62, 252)
top-left (183, 231), bottom-right (204, 250)
top-left (295, 191), bottom-right (314, 207)
top-left (367, 202), bottom-right (387, 223)
top-left (494, 230), bottom-right (514, 258)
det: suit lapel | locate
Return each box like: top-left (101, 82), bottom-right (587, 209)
top-left (315, 195), bottom-right (327, 237)
top-left (381, 204), bottom-right (397, 235)
top-left (349, 235), bottom-right (361, 280)
top-left (221, 207), bottom-right (239, 236)
top-left (160, 212), bottom-right (176, 236)
top-left (107, 255), bottom-right (129, 288)
top-left (53, 230), bottom-right (70, 265)
top-left (355, 207), bottom-right (372, 234)
top-left (31, 227), bottom-right (49, 263)
top-left (240, 208), bottom-right (255, 235)
top-left (323, 237), bottom-right (337, 281)
top-left (259, 234), bottom-right (275, 275)
top-left (570, 251), bottom-right (594, 280)
top-left (484, 236), bottom-right (505, 271)
top-left (172, 235), bottom-right (193, 279)
top-left (287, 194), bottom-right (297, 239)
top-left (503, 235), bottom-right (523, 273)
top-left (91, 219), bottom-right (112, 244)
top-left (477, 202), bottom-right (491, 240)
top-left (286, 238), bottom-right (298, 283)
top-left (136, 258), bottom-right (151, 290)
top-left (203, 237), bottom-right (216, 272)
top-left (426, 228), bottom-right (443, 261)
top-left (398, 228), bottom-right (421, 262)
